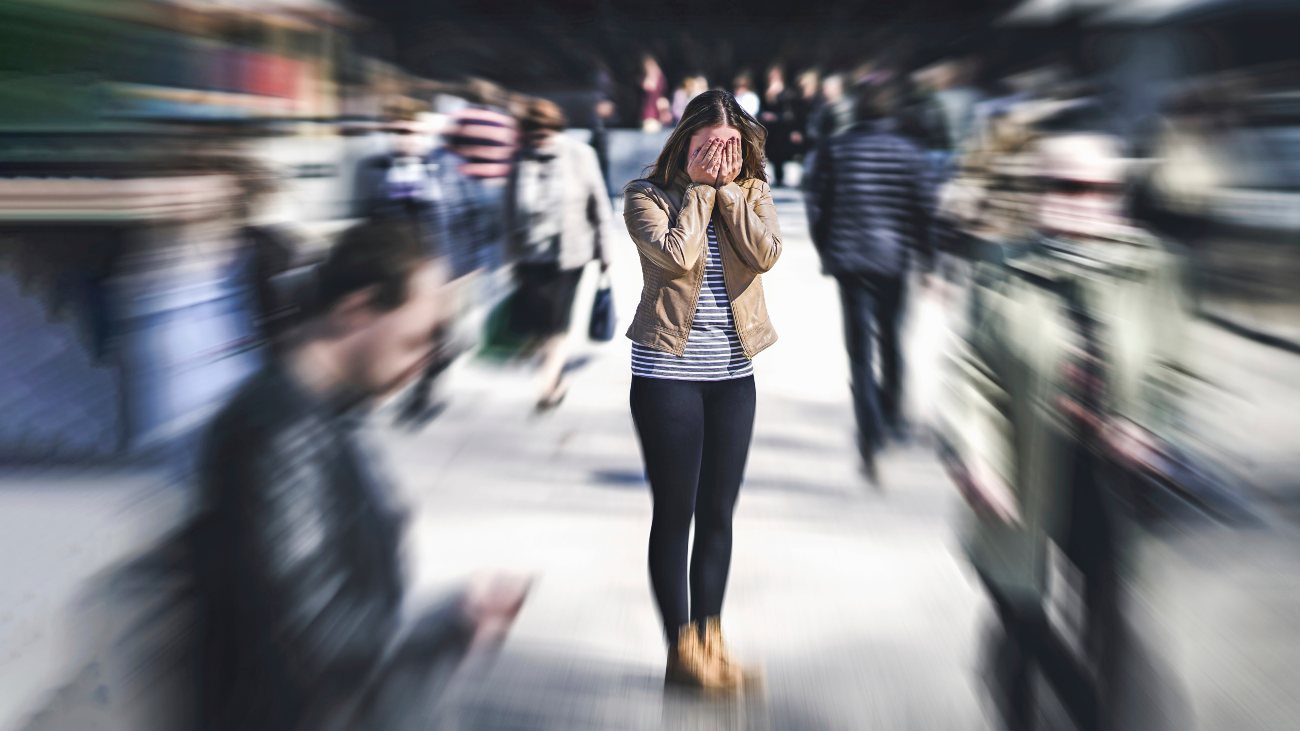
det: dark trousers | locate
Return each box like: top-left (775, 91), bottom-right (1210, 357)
top-left (835, 272), bottom-right (905, 460)
top-left (630, 375), bottom-right (756, 641)
top-left (982, 449), bottom-right (1126, 731)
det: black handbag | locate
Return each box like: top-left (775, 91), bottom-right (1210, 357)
top-left (588, 271), bottom-right (616, 342)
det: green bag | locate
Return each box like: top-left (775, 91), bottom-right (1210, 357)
top-left (478, 290), bottom-right (533, 362)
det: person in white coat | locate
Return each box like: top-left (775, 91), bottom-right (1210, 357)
top-left (506, 98), bottom-right (613, 410)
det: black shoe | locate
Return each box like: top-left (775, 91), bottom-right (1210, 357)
top-left (889, 423), bottom-right (912, 446)
top-left (403, 398), bottom-right (449, 426)
top-left (534, 383), bottom-right (570, 413)
top-left (396, 397), bottom-right (428, 427)
top-left (860, 454), bottom-right (881, 489)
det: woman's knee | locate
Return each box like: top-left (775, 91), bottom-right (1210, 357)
top-left (649, 504), bottom-right (694, 542)
top-left (692, 505), bottom-right (734, 543)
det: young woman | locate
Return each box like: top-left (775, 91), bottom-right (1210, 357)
top-left (623, 90), bottom-right (782, 692)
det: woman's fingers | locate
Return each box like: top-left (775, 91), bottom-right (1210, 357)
top-left (702, 143), bottom-right (722, 175)
top-left (706, 138), bottom-right (723, 165)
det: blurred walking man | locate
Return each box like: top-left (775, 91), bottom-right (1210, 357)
top-left (807, 79), bottom-right (934, 484)
top-left (194, 218), bottom-right (526, 731)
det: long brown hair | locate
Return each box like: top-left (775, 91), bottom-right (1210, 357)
top-left (643, 89), bottom-right (768, 187)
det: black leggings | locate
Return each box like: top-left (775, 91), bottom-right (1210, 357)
top-left (630, 375), bottom-right (756, 641)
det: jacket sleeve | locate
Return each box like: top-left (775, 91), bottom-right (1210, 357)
top-left (623, 181), bottom-right (714, 276)
top-left (942, 277), bottom-right (1017, 504)
top-left (714, 180), bottom-right (782, 273)
top-left (805, 141), bottom-right (833, 255)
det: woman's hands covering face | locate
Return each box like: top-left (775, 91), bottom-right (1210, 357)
top-left (715, 138), bottom-right (741, 187)
top-left (686, 137), bottom-right (725, 185)
top-left (686, 136), bottom-right (742, 187)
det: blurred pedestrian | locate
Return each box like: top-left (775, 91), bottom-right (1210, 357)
top-left (807, 73), bottom-right (854, 147)
top-left (441, 80), bottom-right (519, 273)
top-left (505, 98), bottom-right (613, 411)
top-left (806, 79), bottom-right (934, 485)
top-left (672, 74), bottom-right (709, 125)
top-left (366, 110), bottom-right (462, 428)
top-left (929, 59), bottom-right (983, 160)
top-left (789, 69), bottom-right (819, 182)
top-left (590, 56), bottom-right (619, 190)
top-left (942, 126), bottom-right (1192, 731)
top-left (640, 54), bottom-right (670, 132)
top-left (624, 89), bottom-right (781, 692)
top-left (759, 65), bottom-right (799, 188)
top-left (732, 73), bottom-right (760, 117)
top-left (394, 84), bottom-right (521, 427)
top-left (228, 161), bottom-right (303, 358)
top-left (193, 218), bottom-right (528, 731)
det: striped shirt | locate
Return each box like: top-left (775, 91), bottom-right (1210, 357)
top-left (443, 106), bottom-right (518, 180)
top-left (632, 224), bottom-right (754, 381)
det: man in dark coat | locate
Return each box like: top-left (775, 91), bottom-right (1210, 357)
top-left (806, 79), bottom-right (935, 483)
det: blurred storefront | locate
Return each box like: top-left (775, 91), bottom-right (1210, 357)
top-left (0, 0), bottom-right (425, 464)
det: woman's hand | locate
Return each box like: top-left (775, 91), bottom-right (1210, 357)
top-left (715, 138), bottom-right (742, 187)
top-left (687, 138), bottom-right (724, 185)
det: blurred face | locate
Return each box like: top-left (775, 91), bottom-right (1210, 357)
top-left (342, 262), bottom-right (445, 398)
top-left (1036, 134), bottom-right (1128, 238)
top-left (390, 122), bottom-right (433, 157)
top-left (688, 124), bottom-right (741, 164)
top-left (823, 76), bottom-right (843, 101)
top-left (800, 73), bottom-right (819, 97)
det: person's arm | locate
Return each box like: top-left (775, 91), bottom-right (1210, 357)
top-left (581, 144), bottom-right (614, 270)
top-left (714, 180), bottom-right (782, 273)
top-left (622, 181), bottom-right (714, 276)
top-left (805, 139), bottom-right (833, 256)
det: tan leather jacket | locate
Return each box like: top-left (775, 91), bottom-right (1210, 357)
top-left (623, 171), bottom-right (781, 358)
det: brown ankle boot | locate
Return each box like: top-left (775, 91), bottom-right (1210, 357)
top-left (702, 617), bottom-right (763, 690)
top-left (665, 623), bottom-right (738, 693)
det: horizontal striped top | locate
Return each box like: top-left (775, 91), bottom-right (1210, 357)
top-left (632, 224), bottom-right (754, 381)
top-left (444, 106), bottom-right (518, 179)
